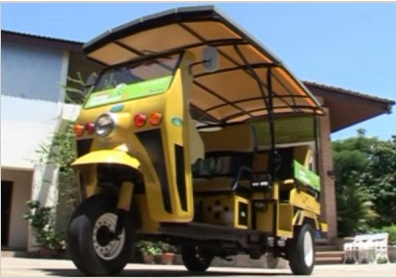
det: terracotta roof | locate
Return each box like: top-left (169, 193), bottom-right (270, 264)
top-left (303, 81), bottom-right (395, 107)
top-left (304, 81), bottom-right (394, 132)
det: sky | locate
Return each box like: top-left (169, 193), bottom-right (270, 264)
top-left (1, 2), bottom-right (395, 141)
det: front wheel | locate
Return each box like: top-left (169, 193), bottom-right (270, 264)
top-left (67, 194), bottom-right (133, 276)
top-left (287, 224), bottom-right (315, 275)
top-left (181, 245), bottom-right (213, 272)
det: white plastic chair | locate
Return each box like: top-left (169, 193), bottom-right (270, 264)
top-left (371, 233), bottom-right (389, 264)
top-left (358, 237), bottom-right (375, 264)
top-left (343, 235), bottom-right (366, 264)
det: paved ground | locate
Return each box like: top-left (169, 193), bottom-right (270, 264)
top-left (1, 257), bottom-right (395, 277)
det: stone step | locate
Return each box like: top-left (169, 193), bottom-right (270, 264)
top-left (316, 250), bottom-right (345, 257)
top-left (1, 250), bottom-right (27, 258)
top-left (316, 244), bottom-right (341, 252)
top-left (315, 256), bottom-right (344, 265)
top-left (315, 250), bottom-right (345, 265)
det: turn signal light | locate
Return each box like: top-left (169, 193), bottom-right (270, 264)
top-left (149, 112), bottom-right (162, 125)
top-left (134, 113), bottom-right (147, 127)
top-left (85, 123), bottom-right (95, 134)
top-left (73, 124), bottom-right (85, 137)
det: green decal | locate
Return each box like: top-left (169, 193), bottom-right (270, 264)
top-left (171, 116), bottom-right (183, 126)
top-left (110, 104), bottom-right (125, 112)
top-left (293, 160), bottom-right (320, 192)
top-left (84, 75), bottom-right (172, 109)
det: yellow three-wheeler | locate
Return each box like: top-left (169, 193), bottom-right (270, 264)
top-left (68, 6), bottom-right (327, 276)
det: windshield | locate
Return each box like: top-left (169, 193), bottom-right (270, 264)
top-left (84, 54), bottom-right (180, 109)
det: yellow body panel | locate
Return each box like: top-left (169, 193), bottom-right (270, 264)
top-left (117, 181), bottom-right (134, 211)
top-left (293, 210), bottom-right (320, 230)
top-left (70, 164), bottom-right (100, 198)
top-left (152, 52), bottom-right (200, 222)
top-left (73, 52), bottom-right (203, 223)
top-left (255, 203), bottom-right (274, 233)
top-left (72, 150), bottom-right (140, 169)
top-left (135, 195), bottom-right (160, 234)
top-left (320, 221), bottom-right (328, 232)
top-left (289, 188), bottom-right (320, 215)
top-left (278, 203), bottom-right (293, 233)
top-left (277, 229), bottom-right (293, 238)
top-left (194, 194), bottom-right (251, 229)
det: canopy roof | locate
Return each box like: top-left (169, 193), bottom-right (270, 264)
top-left (84, 6), bottom-right (323, 123)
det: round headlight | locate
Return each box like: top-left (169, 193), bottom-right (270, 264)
top-left (95, 114), bottom-right (115, 138)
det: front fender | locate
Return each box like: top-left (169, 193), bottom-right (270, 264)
top-left (71, 150), bottom-right (140, 169)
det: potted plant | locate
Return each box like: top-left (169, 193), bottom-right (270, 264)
top-left (158, 241), bottom-right (176, 265)
top-left (23, 200), bottom-right (65, 257)
top-left (136, 240), bottom-right (162, 264)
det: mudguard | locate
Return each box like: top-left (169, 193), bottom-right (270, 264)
top-left (71, 150), bottom-right (140, 169)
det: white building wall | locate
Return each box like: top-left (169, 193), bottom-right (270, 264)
top-left (1, 96), bottom-right (63, 249)
top-left (1, 169), bottom-right (33, 248)
top-left (1, 95), bottom-right (61, 170)
top-left (1, 36), bottom-right (80, 250)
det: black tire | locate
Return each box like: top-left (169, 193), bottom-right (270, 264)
top-left (287, 224), bottom-right (315, 275)
top-left (181, 245), bottom-right (213, 272)
top-left (67, 194), bottom-right (133, 276)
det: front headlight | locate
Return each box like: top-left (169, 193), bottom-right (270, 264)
top-left (95, 114), bottom-right (115, 138)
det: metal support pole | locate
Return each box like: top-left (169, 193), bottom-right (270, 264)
top-left (267, 68), bottom-right (278, 249)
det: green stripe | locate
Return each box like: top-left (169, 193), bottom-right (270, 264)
top-left (84, 75), bottom-right (172, 109)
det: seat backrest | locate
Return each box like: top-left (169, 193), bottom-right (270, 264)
top-left (252, 151), bottom-right (270, 173)
top-left (370, 233), bottom-right (388, 245)
top-left (293, 145), bottom-right (314, 168)
top-left (188, 114), bottom-right (204, 164)
top-left (353, 234), bottom-right (370, 242)
top-left (274, 145), bottom-right (314, 180)
top-left (200, 124), bottom-right (257, 153)
top-left (194, 124), bottom-right (257, 178)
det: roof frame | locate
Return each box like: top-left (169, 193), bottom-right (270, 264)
top-left (83, 5), bottom-right (324, 123)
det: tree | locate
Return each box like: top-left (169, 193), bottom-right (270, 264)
top-left (63, 72), bottom-right (89, 104)
top-left (36, 122), bottom-right (79, 207)
top-left (333, 130), bottom-right (396, 236)
top-left (332, 130), bottom-right (378, 236)
top-left (359, 135), bottom-right (396, 226)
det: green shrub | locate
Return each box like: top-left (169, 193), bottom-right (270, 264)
top-left (136, 240), bottom-right (162, 256)
top-left (381, 225), bottom-right (396, 245)
top-left (157, 241), bottom-right (177, 253)
top-left (368, 225), bottom-right (396, 245)
top-left (23, 200), bottom-right (65, 251)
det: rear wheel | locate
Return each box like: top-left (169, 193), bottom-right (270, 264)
top-left (287, 224), bottom-right (315, 275)
top-left (67, 194), bottom-right (133, 276)
top-left (181, 245), bottom-right (213, 272)
top-left (266, 252), bottom-right (279, 269)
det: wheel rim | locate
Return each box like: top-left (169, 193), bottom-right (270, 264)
top-left (92, 213), bottom-right (125, 260)
top-left (193, 246), bottom-right (205, 263)
top-left (303, 230), bottom-right (314, 266)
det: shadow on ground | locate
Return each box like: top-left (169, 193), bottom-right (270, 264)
top-left (41, 268), bottom-right (292, 277)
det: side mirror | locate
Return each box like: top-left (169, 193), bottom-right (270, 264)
top-left (202, 46), bottom-right (219, 73)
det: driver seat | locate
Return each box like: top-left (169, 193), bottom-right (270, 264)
top-left (192, 124), bottom-right (257, 195)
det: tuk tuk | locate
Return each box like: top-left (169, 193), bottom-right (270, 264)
top-left (68, 6), bottom-right (326, 276)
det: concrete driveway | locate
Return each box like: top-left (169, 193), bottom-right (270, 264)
top-left (1, 257), bottom-right (395, 277)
